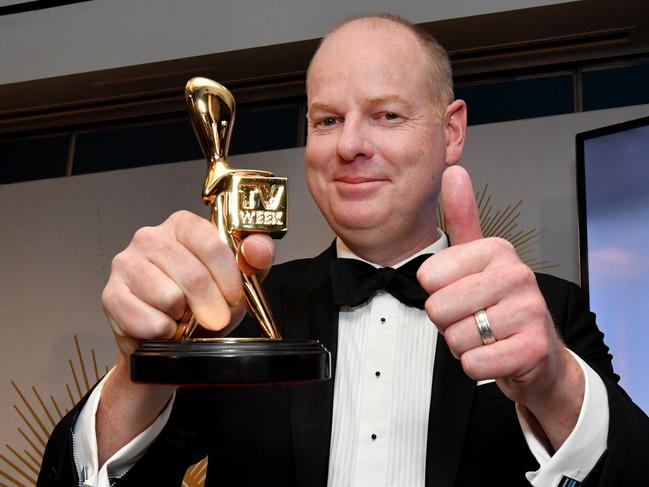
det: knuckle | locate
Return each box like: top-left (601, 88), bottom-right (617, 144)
top-left (168, 210), bottom-right (202, 235)
top-left (183, 266), bottom-right (213, 294)
top-left (518, 264), bottom-right (536, 286)
top-left (515, 290), bottom-right (548, 325)
top-left (494, 263), bottom-right (535, 291)
top-left (109, 250), bottom-right (134, 274)
top-left (509, 263), bottom-right (534, 285)
top-left (493, 237), bottom-right (515, 251)
top-left (169, 209), bottom-right (194, 224)
top-left (132, 311), bottom-right (173, 340)
top-left (131, 225), bottom-right (157, 248)
top-left (487, 237), bottom-right (515, 258)
top-left (206, 235), bottom-right (231, 259)
top-left (143, 315), bottom-right (174, 339)
top-left (101, 284), bottom-right (118, 311)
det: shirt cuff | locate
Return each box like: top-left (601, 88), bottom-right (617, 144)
top-left (516, 349), bottom-right (608, 487)
top-left (72, 368), bottom-right (176, 487)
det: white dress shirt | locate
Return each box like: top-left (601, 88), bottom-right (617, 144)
top-left (74, 231), bottom-right (608, 486)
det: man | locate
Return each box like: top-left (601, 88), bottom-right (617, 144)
top-left (39, 14), bottom-right (648, 487)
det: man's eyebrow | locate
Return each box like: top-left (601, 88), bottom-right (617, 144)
top-left (308, 96), bottom-right (412, 113)
top-left (307, 102), bottom-right (335, 113)
top-left (366, 94), bottom-right (411, 106)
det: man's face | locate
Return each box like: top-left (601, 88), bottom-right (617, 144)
top-left (305, 20), bottom-right (459, 261)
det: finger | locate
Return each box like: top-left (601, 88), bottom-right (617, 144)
top-left (425, 270), bottom-right (498, 327)
top-left (139, 226), bottom-right (237, 331)
top-left (237, 234), bottom-right (274, 278)
top-left (417, 237), bottom-right (518, 293)
top-left (102, 279), bottom-right (177, 340)
top-left (442, 165), bottom-right (482, 245)
top-left (114, 252), bottom-right (187, 321)
top-left (157, 245), bottom-right (236, 331)
top-left (442, 306), bottom-right (519, 356)
top-left (240, 234), bottom-right (275, 274)
top-left (424, 263), bottom-right (524, 326)
top-left (459, 330), bottom-right (548, 382)
top-left (171, 213), bottom-right (244, 309)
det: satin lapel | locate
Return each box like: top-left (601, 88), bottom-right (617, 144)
top-left (283, 247), bottom-right (339, 487)
top-left (425, 334), bottom-right (476, 487)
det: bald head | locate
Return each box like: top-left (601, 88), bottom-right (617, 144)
top-left (307, 14), bottom-right (454, 114)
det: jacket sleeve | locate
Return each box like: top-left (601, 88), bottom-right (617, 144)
top-left (37, 390), bottom-right (85, 486)
top-left (37, 381), bottom-right (216, 486)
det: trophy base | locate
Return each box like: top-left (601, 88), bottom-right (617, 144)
top-left (130, 339), bottom-right (331, 386)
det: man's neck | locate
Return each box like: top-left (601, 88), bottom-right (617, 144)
top-left (337, 229), bottom-right (446, 267)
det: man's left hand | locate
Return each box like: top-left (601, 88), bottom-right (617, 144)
top-left (417, 165), bottom-right (585, 450)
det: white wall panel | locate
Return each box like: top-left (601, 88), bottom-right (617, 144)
top-left (0, 0), bottom-right (574, 84)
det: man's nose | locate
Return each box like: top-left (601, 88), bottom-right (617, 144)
top-left (336, 117), bottom-right (373, 163)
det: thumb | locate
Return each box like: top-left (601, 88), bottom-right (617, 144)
top-left (238, 234), bottom-right (275, 278)
top-left (442, 165), bottom-right (482, 245)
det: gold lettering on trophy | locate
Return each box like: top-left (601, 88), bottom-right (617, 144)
top-left (239, 183), bottom-right (284, 211)
top-left (239, 210), bottom-right (284, 226)
top-left (238, 183), bottom-right (285, 227)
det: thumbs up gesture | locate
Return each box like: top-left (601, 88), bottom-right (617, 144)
top-left (417, 165), bottom-right (585, 450)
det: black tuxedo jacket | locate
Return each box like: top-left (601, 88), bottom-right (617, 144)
top-left (39, 245), bottom-right (649, 486)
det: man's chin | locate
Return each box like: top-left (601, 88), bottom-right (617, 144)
top-left (331, 214), bottom-right (388, 236)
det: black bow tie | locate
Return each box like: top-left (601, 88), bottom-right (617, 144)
top-left (329, 253), bottom-right (431, 309)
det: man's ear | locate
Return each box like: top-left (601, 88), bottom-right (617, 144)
top-left (444, 99), bottom-right (467, 166)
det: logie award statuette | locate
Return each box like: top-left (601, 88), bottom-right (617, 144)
top-left (130, 78), bottom-right (331, 385)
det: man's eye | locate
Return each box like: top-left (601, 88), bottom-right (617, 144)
top-left (384, 112), bottom-right (399, 120)
top-left (321, 117), bottom-right (337, 127)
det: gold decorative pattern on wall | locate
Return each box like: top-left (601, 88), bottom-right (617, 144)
top-left (0, 336), bottom-right (207, 486)
top-left (439, 185), bottom-right (559, 272)
top-left (1, 335), bottom-right (105, 486)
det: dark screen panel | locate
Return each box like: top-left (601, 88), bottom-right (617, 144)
top-left (229, 104), bottom-right (300, 156)
top-left (582, 63), bottom-right (649, 111)
top-left (72, 119), bottom-right (202, 175)
top-left (73, 104), bottom-right (301, 175)
top-left (455, 75), bottom-right (574, 125)
top-left (0, 135), bottom-right (68, 184)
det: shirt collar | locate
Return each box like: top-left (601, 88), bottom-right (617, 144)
top-left (335, 229), bottom-right (448, 269)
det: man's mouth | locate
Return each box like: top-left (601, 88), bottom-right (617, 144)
top-left (333, 177), bottom-right (388, 196)
top-left (335, 176), bottom-right (386, 184)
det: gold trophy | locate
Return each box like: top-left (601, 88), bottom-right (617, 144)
top-left (130, 78), bottom-right (330, 385)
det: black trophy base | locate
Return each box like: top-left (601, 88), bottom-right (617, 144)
top-left (130, 339), bottom-right (331, 386)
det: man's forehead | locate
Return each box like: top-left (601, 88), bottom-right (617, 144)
top-left (308, 19), bottom-right (427, 89)
top-left (316, 18), bottom-right (420, 59)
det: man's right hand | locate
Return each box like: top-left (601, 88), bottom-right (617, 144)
top-left (94, 210), bottom-right (274, 466)
top-left (101, 210), bottom-right (275, 358)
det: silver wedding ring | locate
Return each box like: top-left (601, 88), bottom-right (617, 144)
top-left (474, 309), bottom-right (496, 345)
